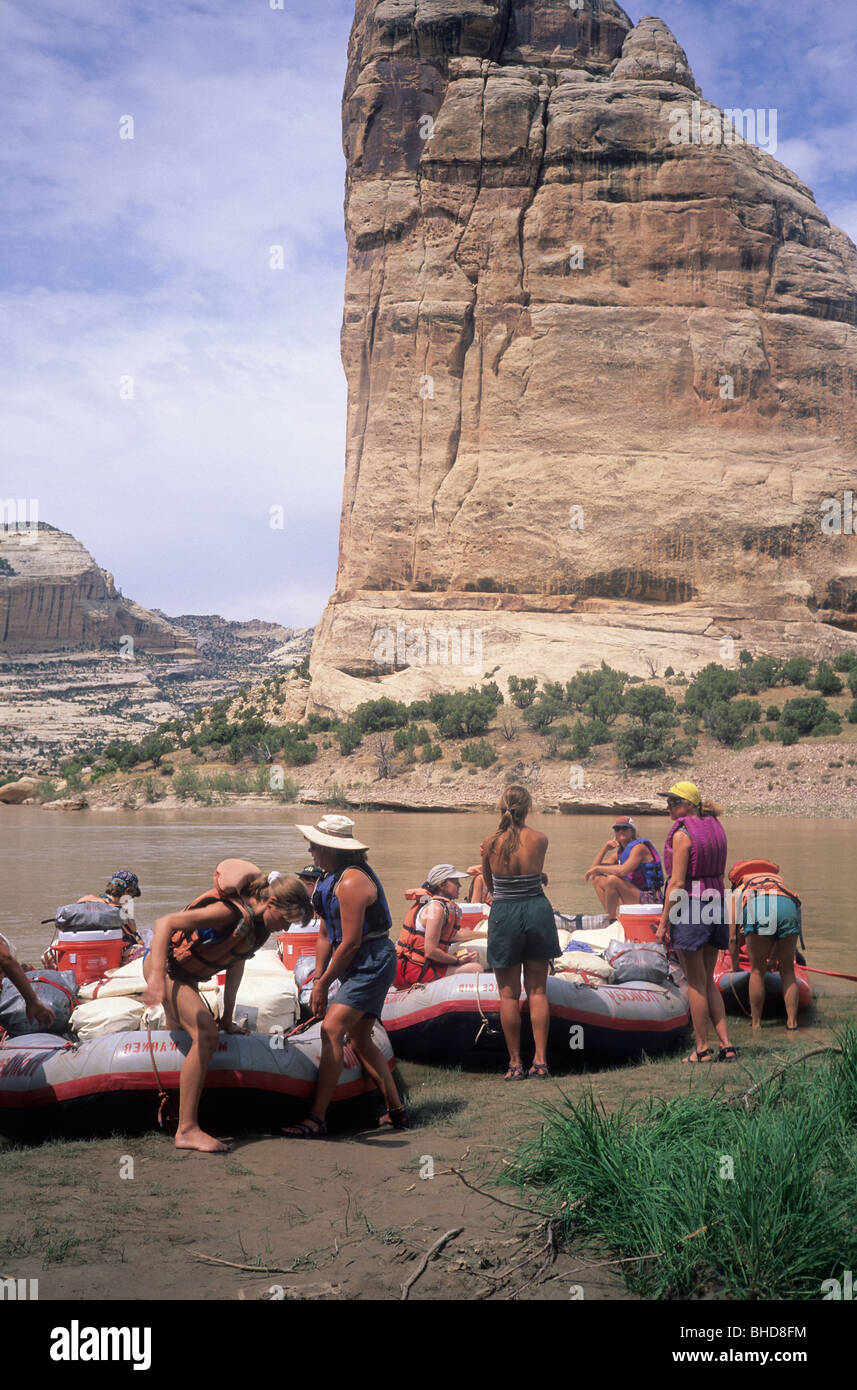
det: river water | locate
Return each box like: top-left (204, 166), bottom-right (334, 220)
top-left (1, 807), bottom-right (854, 986)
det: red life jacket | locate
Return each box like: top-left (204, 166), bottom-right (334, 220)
top-left (168, 861), bottom-right (266, 981)
top-left (396, 893), bottom-right (462, 973)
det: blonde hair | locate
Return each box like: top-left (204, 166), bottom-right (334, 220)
top-left (488, 784), bottom-right (532, 868)
top-left (247, 873), bottom-right (314, 926)
top-left (700, 800), bottom-right (723, 818)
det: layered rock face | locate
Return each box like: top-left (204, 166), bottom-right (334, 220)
top-left (311, 0), bottom-right (857, 713)
top-left (0, 526), bottom-right (194, 653)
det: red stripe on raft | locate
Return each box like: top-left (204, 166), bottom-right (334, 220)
top-left (383, 999), bottom-right (688, 1034)
top-left (0, 1062), bottom-right (393, 1110)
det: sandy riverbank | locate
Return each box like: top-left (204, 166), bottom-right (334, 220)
top-left (2, 995), bottom-right (854, 1302)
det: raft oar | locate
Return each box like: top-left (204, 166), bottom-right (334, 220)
top-left (800, 965), bottom-right (857, 984)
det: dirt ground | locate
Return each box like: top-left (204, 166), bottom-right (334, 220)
top-left (1, 995), bottom-right (854, 1303)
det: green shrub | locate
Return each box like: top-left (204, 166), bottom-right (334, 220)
top-left (811, 663), bottom-right (844, 697)
top-left (421, 742), bottom-right (442, 763)
top-left (664, 666), bottom-right (675, 678)
top-left (351, 698), bottom-right (411, 734)
top-left (847, 700), bottom-right (857, 724)
top-left (337, 723), bottom-right (362, 756)
top-left (461, 739), bottom-right (497, 768)
top-left (779, 695), bottom-right (838, 737)
top-left (738, 656), bottom-right (783, 695)
top-left (173, 767), bottom-right (202, 800)
top-left (522, 695), bottom-right (565, 732)
top-left (615, 718), bottom-right (694, 769)
top-left (623, 686), bottom-right (676, 721)
top-left (832, 651), bottom-right (857, 673)
top-left (430, 690), bottom-right (497, 739)
top-left (683, 664), bottom-right (741, 714)
top-left (766, 704), bottom-right (781, 721)
top-left (782, 656), bottom-right (812, 687)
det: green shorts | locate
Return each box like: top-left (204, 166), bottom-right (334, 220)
top-left (742, 895), bottom-right (802, 939)
top-left (487, 895), bottom-right (561, 970)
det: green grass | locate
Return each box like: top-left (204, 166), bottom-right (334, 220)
top-left (505, 1025), bottom-right (857, 1300)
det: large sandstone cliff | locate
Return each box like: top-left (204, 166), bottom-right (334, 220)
top-left (310, 0), bottom-right (857, 714)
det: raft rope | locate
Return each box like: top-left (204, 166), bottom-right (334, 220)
top-left (145, 1025), bottom-right (174, 1131)
top-left (473, 971), bottom-right (501, 1045)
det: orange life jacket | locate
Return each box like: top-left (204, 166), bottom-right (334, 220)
top-left (727, 858), bottom-right (779, 886)
top-left (396, 893), bottom-right (462, 971)
top-left (168, 861), bottom-right (266, 981)
top-left (736, 872), bottom-right (802, 913)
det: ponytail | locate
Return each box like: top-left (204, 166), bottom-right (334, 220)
top-left (487, 784), bottom-right (532, 868)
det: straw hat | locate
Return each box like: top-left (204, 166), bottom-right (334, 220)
top-left (295, 814), bottom-right (368, 851)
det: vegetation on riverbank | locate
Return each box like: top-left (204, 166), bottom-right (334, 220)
top-left (505, 1026), bottom-right (857, 1300)
top-left (7, 649), bottom-right (857, 816)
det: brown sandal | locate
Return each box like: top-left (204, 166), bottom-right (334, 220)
top-left (378, 1106), bottom-right (410, 1129)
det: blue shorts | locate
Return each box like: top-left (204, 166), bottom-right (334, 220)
top-left (742, 896), bottom-right (802, 939)
top-left (669, 896), bottom-right (728, 953)
top-left (334, 938), bottom-right (396, 1019)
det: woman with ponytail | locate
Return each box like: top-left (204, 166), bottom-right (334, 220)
top-left (479, 785), bottom-right (560, 1079)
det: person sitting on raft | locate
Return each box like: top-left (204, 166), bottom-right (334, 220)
top-left (584, 818), bottom-right (664, 918)
top-left (727, 860), bottom-right (803, 1033)
top-left (394, 864), bottom-right (482, 989)
top-left (283, 816), bottom-right (408, 1139)
top-left (42, 869), bottom-right (146, 968)
top-left (293, 865), bottom-right (324, 931)
top-left (143, 864), bottom-right (312, 1154)
top-left (465, 864), bottom-right (492, 907)
top-left (0, 933), bottom-right (55, 1030)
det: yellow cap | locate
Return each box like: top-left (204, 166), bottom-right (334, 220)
top-left (659, 781), bottom-right (702, 807)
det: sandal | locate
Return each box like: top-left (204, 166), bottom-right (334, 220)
top-left (504, 1064), bottom-right (527, 1080)
top-left (718, 1046), bottom-right (738, 1062)
top-left (378, 1106), bottom-right (410, 1130)
top-left (528, 1063), bottom-right (550, 1079)
top-left (786, 1025), bottom-right (799, 1032)
top-left (281, 1113), bottom-right (327, 1139)
top-left (682, 1048), bottom-right (713, 1064)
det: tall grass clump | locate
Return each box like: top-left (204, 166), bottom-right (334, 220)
top-left (506, 1027), bottom-right (857, 1300)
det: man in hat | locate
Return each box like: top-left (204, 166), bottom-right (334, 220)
top-left (584, 817), bottom-right (664, 917)
top-left (282, 816), bottom-right (407, 1137)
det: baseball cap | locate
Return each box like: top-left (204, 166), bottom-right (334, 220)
top-left (109, 870), bottom-right (141, 897)
top-left (426, 864), bottom-right (469, 888)
top-left (612, 816), bottom-right (636, 831)
top-left (659, 782), bottom-right (702, 807)
top-left (298, 864), bottom-right (323, 880)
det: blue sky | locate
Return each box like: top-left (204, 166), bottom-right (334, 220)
top-left (1, 0), bottom-right (855, 627)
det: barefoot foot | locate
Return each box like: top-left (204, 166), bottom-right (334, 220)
top-left (175, 1127), bottom-right (232, 1153)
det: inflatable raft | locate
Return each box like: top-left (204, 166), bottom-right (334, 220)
top-left (0, 1023), bottom-right (394, 1141)
top-left (714, 948), bottom-right (812, 1017)
top-left (381, 970), bottom-right (689, 1065)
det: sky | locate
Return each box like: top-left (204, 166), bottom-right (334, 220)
top-left (1, 0), bottom-right (855, 627)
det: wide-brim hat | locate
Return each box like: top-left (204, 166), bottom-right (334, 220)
top-left (295, 814), bottom-right (368, 851)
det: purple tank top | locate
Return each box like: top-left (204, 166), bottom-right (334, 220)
top-left (663, 815), bottom-right (727, 904)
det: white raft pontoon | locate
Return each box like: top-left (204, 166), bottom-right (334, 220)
top-left (0, 1022), bottom-right (394, 1141)
top-left (381, 917), bottom-right (689, 1065)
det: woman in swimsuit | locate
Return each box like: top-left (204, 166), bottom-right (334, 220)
top-left (480, 785), bottom-right (560, 1080)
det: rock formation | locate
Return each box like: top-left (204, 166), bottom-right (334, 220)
top-left (0, 525), bottom-right (193, 653)
top-left (310, 0), bottom-right (857, 714)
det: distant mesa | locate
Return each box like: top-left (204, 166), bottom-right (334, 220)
top-left (309, 0), bottom-right (857, 715)
top-left (0, 524), bottom-right (194, 655)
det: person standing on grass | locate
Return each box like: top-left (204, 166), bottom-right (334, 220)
top-left (728, 863), bottom-right (803, 1033)
top-left (655, 782), bottom-right (736, 1064)
top-left (282, 816), bottom-right (407, 1138)
top-left (480, 785), bottom-right (560, 1080)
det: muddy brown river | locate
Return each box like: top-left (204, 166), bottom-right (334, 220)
top-left (1, 806), bottom-right (854, 988)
